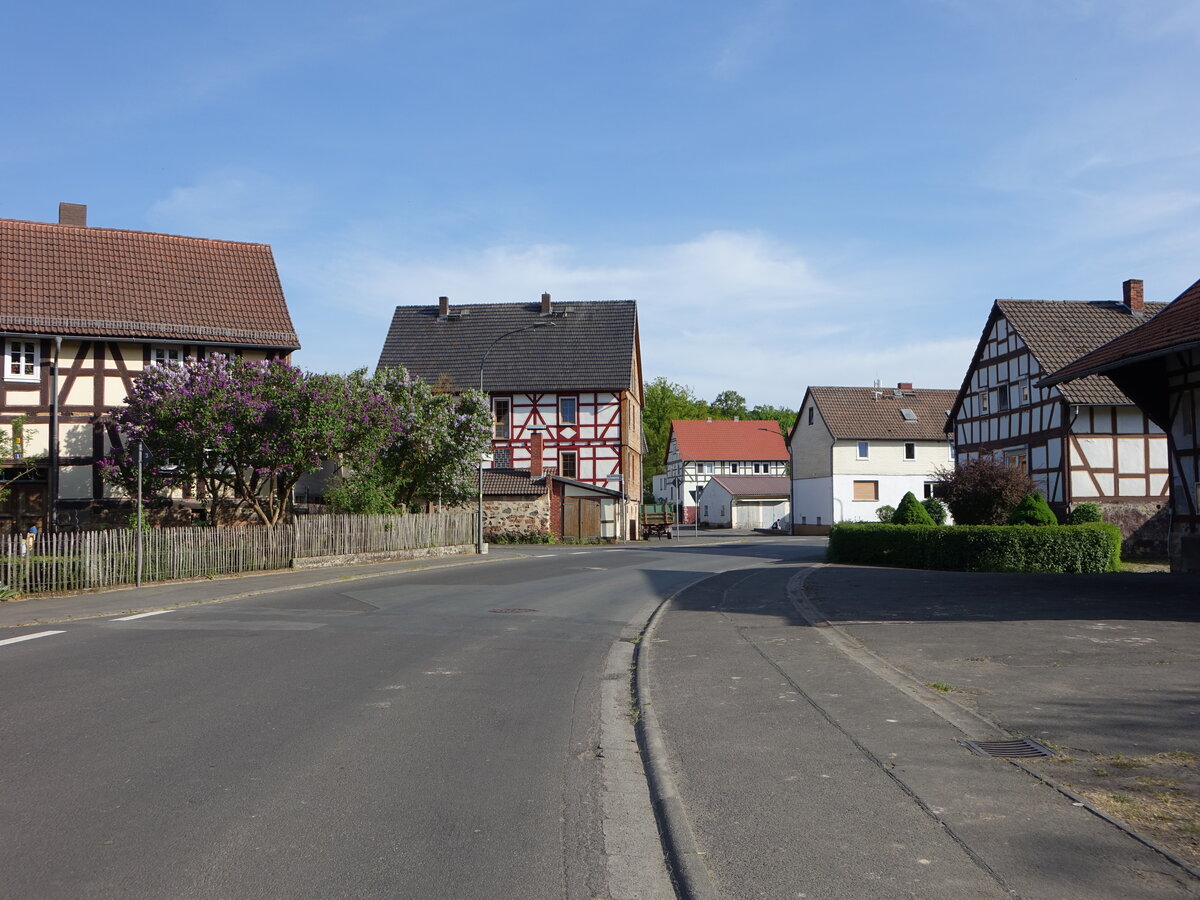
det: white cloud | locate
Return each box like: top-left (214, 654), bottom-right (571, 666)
top-left (288, 229), bottom-right (980, 407)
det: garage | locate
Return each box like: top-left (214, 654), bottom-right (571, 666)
top-left (697, 476), bottom-right (790, 529)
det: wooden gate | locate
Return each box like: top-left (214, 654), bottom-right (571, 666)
top-left (563, 496), bottom-right (602, 540)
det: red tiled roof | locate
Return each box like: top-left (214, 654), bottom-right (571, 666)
top-left (670, 419), bottom-right (787, 462)
top-left (1042, 277), bottom-right (1200, 384)
top-left (705, 475), bottom-right (790, 498)
top-left (805, 387), bottom-right (958, 440)
top-left (0, 218), bottom-right (299, 348)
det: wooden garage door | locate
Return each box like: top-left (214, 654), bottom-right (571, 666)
top-left (563, 496), bottom-right (603, 539)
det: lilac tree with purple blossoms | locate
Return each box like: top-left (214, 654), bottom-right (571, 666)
top-left (101, 356), bottom-right (399, 526)
top-left (325, 367), bottom-right (491, 512)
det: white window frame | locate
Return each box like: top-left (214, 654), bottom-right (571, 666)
top-left (904, 442), bottom-right (916, 461)
top-left (731, 462), bottom-right (740, 474)
top-left (6, 340), bottom-right (39, 382)
top-left (856, 441), bottom-right (869, 460)
top-left (150, 345), bottom-right (184, 367)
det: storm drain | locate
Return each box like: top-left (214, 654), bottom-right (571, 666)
top-left (962, 738), bottom-right (1056, 759)
top-left (489, 608), bottom-right (538, 614)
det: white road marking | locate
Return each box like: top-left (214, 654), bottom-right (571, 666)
top-left (570, 551), bottom-right (589, 555)
top-left (535, 554), bottom-right (555, 558)
top-left (0, 630), bottom-right (65, 647)
top-left (112, 610), bottom-right (173, 621)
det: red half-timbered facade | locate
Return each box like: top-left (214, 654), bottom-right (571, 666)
top-left (378, 293), bottom-right (643, 538)
top-left (947, 282), bottom-right (1169, 552)
top-left (1043, 276), bottom-right (1200, 572)
top-left (0, 204), bottom-right (300, 530)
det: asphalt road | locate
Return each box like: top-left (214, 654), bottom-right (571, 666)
top-left (0, 536), bottom-right (809, 900)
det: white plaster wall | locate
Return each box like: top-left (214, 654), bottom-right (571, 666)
top-left (791, 477), bottom-right (834, 527)
top-left (832, 473), bottom-right (938, 523)
top-left (832, 439), bottom-right (952, 476)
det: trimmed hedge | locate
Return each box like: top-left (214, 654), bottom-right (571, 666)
top-left (826, 521), bottom-right (1122, 574)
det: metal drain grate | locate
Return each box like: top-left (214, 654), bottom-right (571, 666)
top-left (962, 738), bottom-right (1056, 759)
top-left (489, 608), bottom-right (538, 614)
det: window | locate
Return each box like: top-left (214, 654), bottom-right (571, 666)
top-left (7, 341), bottom-right (38, 381)
top-left (703, 462), bottom-right (713, 474)
top-left (924, 482), bottom-right (936, 499)
top-left (852, 480), bottom-right (879, 502)
top-left (559, 396), bottom-right (577, 425)
top-left (753, 462), bottom-right (764, 474)
top-left (904, 442), bottom-right (916, 460)
top-left (807, 407), bottom-right (814, 425)
top-left (1005, 451), bottom-right (1028, 474)
top-left (559, 451), bottom-right (577, 479)
top-left (980, 392), bottom-right (990, 412)
top-left (493, 399), bottom-right (510, 439)
top-left (998, 386), bottom-right (1010, 411)
top-left (856, 441), bottom-right (869, 459)
top-left (1021, 381), bottom-right (1030, 403)
top-left (731, 462), bottom-right (740, 473)
top-left (493, 448), bottom-right (511, 467)
top-left (151, 345), bottom-right (183, 367)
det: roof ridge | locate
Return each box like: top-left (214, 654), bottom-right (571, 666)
top-left (0, 217), bottom-right (273, 249)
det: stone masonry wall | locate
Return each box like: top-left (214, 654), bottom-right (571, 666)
top-left (483, 493), bottom-right (551, 540)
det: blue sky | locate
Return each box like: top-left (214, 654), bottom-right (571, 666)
top-left (5, 0), bottom-right (1198, 408)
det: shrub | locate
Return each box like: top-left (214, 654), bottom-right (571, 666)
top-left (876, 505), bottom-right (896, 523)
top-left (921, 496), bottom-right (948, 525)
top-left (1007, 492), bottom-right (1058, 526)
top-left (893, 492), bottom-right (935, 525)
top-left (1069, 502), bottom-right (1103, 525)
top-left (826, 521), bottom-right (1121, 574)
top-left (934, 457), bottom-right (1036, 525)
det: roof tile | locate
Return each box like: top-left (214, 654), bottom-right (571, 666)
top-left (671, 419), bottom-right (788, 461)
top-left (806, 386), bottom-right (958, 441)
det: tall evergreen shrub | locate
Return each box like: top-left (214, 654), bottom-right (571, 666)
top-left (893, 491), bottom-right (935, 525)
top-left (1007, 492), bottom-right (1058, 526)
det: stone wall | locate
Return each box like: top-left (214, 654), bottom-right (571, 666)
top-left (483, 493), bottom-right (551, 540)
top-left (1097, 500), bottom-right (1169, 559)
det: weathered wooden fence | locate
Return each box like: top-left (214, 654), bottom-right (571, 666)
top-left (0, 512), bottom-right (476, 596)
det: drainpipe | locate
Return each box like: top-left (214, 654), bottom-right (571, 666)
top-left (50, 337), bottom-right (61, 530)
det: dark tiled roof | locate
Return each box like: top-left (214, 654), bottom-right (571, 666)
top-left (704, 475), bottom-right (790, 498)
top-left (995, 299), bottom-right (1167, 405)
top-left (0, 218), bottom-right (299, 348)
top-left (482, 468), bottom-right (549, 496)
top-left (805, 387), bottom-right (958, 441)
top-left (1042, 278), bottom-right (1200, 384)
top-left (670, 419), bottom-right (788, 462)
top-left (377, 299), bottom-right (638, 393)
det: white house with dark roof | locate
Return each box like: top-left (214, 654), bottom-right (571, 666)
top-left (788, 383), bottom-right (958, 534)
top-left (947, 281), bottom-right (1169, 553)
top-left (378, 292), bottom-right (643, 539)
top-left (0, 203), bottom-right (300, 530)
top-left (695, 475), bottom-right (790, 529)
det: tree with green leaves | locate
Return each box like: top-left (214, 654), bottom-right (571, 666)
top-left (710, 389), bottom-right (747, 419)
top-left (326, 367), bottom-right (492, 513)
top-left (934, 457), bottom-right (1036, 525)
top-left (1007, 492), bottom-right (1058, 526)
top-left (893, 491), bottom-right (935, 525)
top-left (102, 357), bottom-right (399, 526)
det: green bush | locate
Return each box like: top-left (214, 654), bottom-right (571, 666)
top-left (893, 492), bottom-right (935, 525)
top-left (1068, 502), bottom-right (1103, 525)
top-left (1007, 492), bottom-right (1058, 526)
top-left (826, 521), bottom-right (1122, 574)
top-left (921, 496), bottom-right (948, 525)
top-left (876, 505), bottom-right (895, 523)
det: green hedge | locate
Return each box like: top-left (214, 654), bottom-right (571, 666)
top-left (826, 521), bottom-right (1122, 574)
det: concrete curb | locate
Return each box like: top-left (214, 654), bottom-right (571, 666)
top-left (633, 576), bottom-right (727, 900)
top-left (792, 562), bottom-right (1200, 884)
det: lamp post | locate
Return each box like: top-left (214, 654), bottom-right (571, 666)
top-left (477, 321), bottom-right (554, 554)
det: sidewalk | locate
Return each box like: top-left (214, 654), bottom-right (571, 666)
top-left (642, 562), bottom-right (1200, 899)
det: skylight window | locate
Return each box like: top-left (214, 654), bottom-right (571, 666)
top-left (900, 408), bottom-right (918, 421)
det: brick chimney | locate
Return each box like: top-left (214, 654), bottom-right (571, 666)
top-left (541, 292), bottom-right (552, 315)
top-left (58, 202), bottom-right (87, 227)
top-left (530, 430), bottom-right (544, 478)
top-left (438, 295), bottom-right (449, 316)
top-left (1122, 279), bottom-right (1144, 314)
top-left (897, 382), bottom-right (913, 391)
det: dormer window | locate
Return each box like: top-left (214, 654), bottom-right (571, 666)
top-left (6, 340), bottom-right (39, 382)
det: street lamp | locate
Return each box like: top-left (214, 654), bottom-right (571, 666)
top-left (477, 321), bottom-right (555, 554)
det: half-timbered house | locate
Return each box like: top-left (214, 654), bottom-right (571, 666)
top-left (656, 418), bottom-right (788, 524)
top-left (1041, 277), bottom-right (1200, 572)
top-left (377, 293), bottom-right (643, 539)
top-left (0, 204), bottom-right (300, 531)
top-left (946, 281), bottom-right (1169, 553)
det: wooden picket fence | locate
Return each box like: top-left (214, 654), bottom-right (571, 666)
top-left (0, 512), bottom-right (476, 596)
